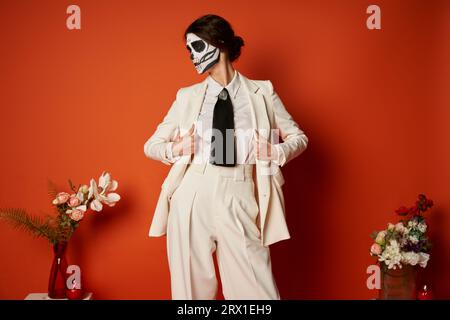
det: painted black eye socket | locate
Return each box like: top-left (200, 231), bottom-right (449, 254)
top-left (191, 40), bottom-right (206, 53)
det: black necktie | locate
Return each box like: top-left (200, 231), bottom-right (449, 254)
top-left (210, 87), bottom-right (236, 166)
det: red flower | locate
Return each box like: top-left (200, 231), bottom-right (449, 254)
top-left (416, 194), bottom-right (434, 213)
top-left (408, 205), bottom-right (419, 217)
top-left (395, 194), bottom-right (433, 219)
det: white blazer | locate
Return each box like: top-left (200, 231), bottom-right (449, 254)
top-left (144, 71), bottom-right (308, 247)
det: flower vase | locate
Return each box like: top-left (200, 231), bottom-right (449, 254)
top-left (48, 241), bottom-right (69, 299)
top-left (379, 264), bottom-right (418, 300)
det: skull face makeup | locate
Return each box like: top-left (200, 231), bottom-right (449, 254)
top-left (186, 32), bottom-right (220, 74)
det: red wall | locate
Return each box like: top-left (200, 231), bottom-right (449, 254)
top-left (0, 0), bottom-right (449, 299)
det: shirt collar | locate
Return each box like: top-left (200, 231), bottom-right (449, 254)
top-left (206, 69), bottom-right (241, 99)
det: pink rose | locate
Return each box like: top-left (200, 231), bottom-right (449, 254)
top-left (69, 209), bottom-right (84, 222)
top-left (370, 243), bottom-right (382, 255)
top-left (395, 222), bottom-right (405, 233)
top-left (54, 192), bottom-right (70, 205)
top-left (68, 195), bottom-right (81, 207)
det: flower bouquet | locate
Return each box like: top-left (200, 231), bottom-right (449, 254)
top-left (370, 194), bottom-right (433, 299)
top-left (0, 171), bottom-right (120, 298)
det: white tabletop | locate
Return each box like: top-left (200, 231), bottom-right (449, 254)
top-left (24, 292), bottom-right (93, 300)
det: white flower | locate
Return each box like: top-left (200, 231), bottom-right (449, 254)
top-left (408, 219), bottom-right (418, 228)
top-left (409, 235), bottom-right (419, 244)
top-left (88, 171), bottom-right (120, 212)
top-left (418, 252), bottom-right (430, 268)
top-left (74, 188), bottom-right (86, 204)
top-left (418, 223), bottom-right (427, 233)
top-left (378, 239), bottom-right (403, 269)
top-left (401, 251), bottom-right (420, 266)
top-left (387, 223), bottom-right (395, 231)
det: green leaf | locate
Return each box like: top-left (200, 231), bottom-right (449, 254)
top-left (47, 179), bottom-right (59, 199)
top-left (68, 179), bottom-right (76, 192)
top-left (0, 208), bottom-right (60, 244)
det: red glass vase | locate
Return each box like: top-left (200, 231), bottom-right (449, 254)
top-left (48, 241), bottom-right (69, 299)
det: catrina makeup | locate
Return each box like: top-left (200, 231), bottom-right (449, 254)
top-left (186, 32), bottom-right (220, 74)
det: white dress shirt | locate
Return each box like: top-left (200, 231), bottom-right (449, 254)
top-left (165, 70), bottom-right (286, 165)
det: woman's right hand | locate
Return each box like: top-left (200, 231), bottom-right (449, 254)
top-left (171, 123), bottom-right (196, 157)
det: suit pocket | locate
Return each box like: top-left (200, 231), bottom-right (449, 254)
top-left (168, 181), bottom-right (182, 202)
top-left (167, 172), bottom-right (188, 203)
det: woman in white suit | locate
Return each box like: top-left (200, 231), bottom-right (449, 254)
top-left (144, 14), bottom-right (308, 300)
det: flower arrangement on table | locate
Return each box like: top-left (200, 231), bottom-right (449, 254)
top-left (0, 171), bottom-right (120, 299)
top-left (369, 194), bottom-right (434, 300)
top-left (370, 194), bottom-right (433, 270)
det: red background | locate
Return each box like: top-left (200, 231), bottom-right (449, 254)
top-left (0, 0), bottom-right (449, 299)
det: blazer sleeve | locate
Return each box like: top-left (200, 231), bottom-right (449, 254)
top-left (144, 89), bottom-right (182, 165)
top-left (267, 80), bottom-right (308, 167)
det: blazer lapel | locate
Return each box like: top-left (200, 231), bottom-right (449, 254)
top-left (174, 78), bottom-right (207, 164)
top-left (239, 73), bottom-right (271, 141)
top-left (180, 79), bottom-right (207, 134)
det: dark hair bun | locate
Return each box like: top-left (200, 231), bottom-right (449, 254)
top-left (228, 35), bottom-right (244, 62)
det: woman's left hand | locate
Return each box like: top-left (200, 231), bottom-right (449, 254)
top-left (253, 130), bottom-right (278, 161)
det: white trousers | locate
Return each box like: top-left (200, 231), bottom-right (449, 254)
top-left (166, 162), bottom-right (280, 300)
